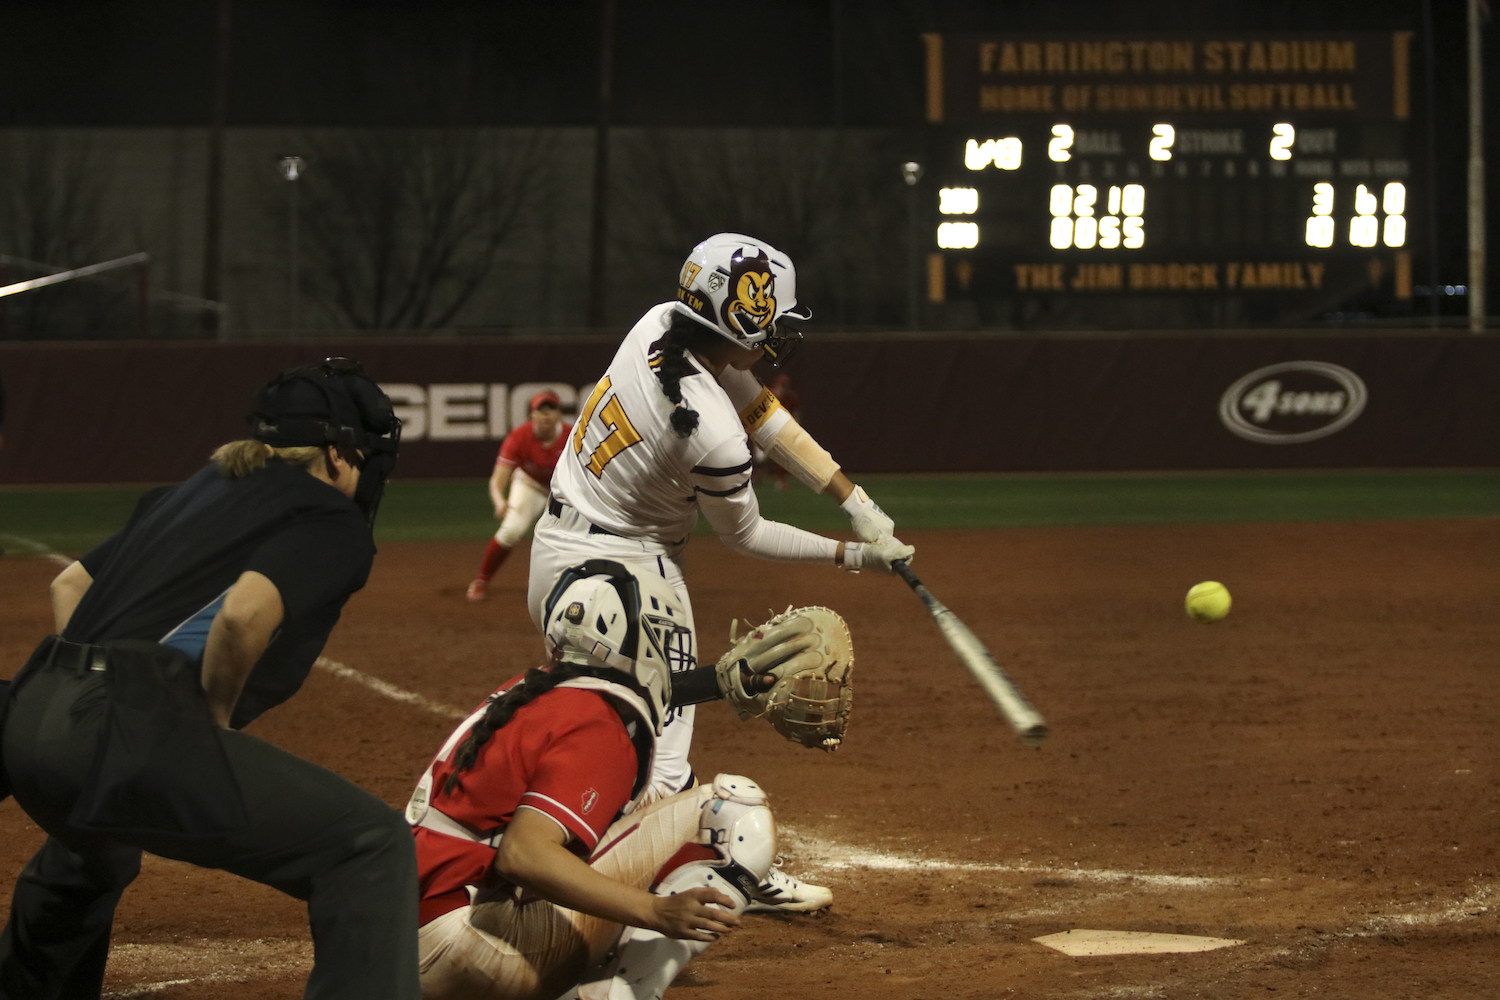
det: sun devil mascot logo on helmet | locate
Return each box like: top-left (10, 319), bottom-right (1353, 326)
top-left (677, 244), bottom-right (778, 338)
top-left (719, 248), bottom-right (777, 335)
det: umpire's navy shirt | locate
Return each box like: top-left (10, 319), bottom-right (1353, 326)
top-left (65, 459), bottom-right (374, 729)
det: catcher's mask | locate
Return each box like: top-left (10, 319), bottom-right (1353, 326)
top-left (248, 357), bottom-right (402, 525)
top-left (672, 232), bottom-right (811, 369)
top-left (542, 559), bottom-right (693, 735)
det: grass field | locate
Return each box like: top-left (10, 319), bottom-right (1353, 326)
top-left (1, 469), bottom-right (1497, 555)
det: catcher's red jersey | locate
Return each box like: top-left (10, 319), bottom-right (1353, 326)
top-left (415, 684), bottom-right (639, 923)
top-left (496, 419), bottom-right (573, 487)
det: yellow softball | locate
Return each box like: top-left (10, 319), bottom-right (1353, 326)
top-left (1185, 581), bottom-right (1231, 623)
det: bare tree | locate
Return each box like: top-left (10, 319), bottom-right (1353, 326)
top-left (296, 129), bottom-right (548, 330)
top-left (0, 133), bottom-right (133, 339)
top-left (611, 128), bottom-right (910, 328)
top-left (0, 132), bottom-right (111, 267)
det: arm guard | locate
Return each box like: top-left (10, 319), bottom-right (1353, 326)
top-left (738, 384), bottom-right (841, 495)
top-left (765, 420), bottom-right (841, 495)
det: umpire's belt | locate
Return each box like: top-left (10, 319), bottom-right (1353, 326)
top-left (1, 638), bottom-right (108, 806)
top-left (5, 636), bottom-right (108, 695)
top-left (27, 636), bottom-right (250, 838)
top-left (44, 636), bottom-right (110, 673)
top-left (548, 496), bottom-right (621, 537)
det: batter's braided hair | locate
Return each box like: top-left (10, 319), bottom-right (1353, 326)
top-left (443, 663), bottom-right (586, 794)
top-left (654, 313), bottom-right (724, 438)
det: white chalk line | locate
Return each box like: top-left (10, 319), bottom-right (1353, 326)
top-left (0, 535), bottom-right (466, 719)
top-left (1346, 880), bottom-right (1496, 938)
top-left (48, 587), bottom-right (1481, 991)
top-left (103, 938), bottom-right (312, 998)
top-left (0, 536), bottom-right (461, 995)
top-left (313, 656), bottom-right (467, 719)
top-left (309, 655), bottom-right (1225, 889)
top-left (313, 654), bottom-right (1499, 933)
top-left (106, 979), bottom-right (196, 999)
top-left (306, 649), bottom-right (1222, 888)
top-left (776, 828), bottom-right (1225, 888)
top-left (0, 538), bottom-right (465, 724)
top-left (0, 533), bottom-right (74, 566)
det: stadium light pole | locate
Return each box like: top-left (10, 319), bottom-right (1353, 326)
top-left (586, 0), bottom-right (617, 330)
top-left (1422, 0), bottom-right (1441, 327)
top-left (903, 160), bottom-right (924, 330)
top-left (202, 0), bottom-right (232, 333)
top-left (280, 156), bottom-right (304, 332)
top-left (1468, 0), bottom-right (1487, 332)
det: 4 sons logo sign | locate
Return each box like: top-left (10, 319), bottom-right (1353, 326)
top-left (1218, 361), bottom-right (1368, 444)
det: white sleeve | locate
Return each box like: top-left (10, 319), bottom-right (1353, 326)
top-left (719, 368), bottom-right (792, 449)
top-left (715, 366), bottom-right (763, 410)
top-left (691, 437), bottom-right (839, 563)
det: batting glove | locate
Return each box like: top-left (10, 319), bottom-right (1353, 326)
top-left (840, 485), bottom-right (895, 543)
top-left (842, 535), bottom-right (915, 574)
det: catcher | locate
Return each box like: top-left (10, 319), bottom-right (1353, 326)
top-left (408, 559), bottom-right (852, 1000)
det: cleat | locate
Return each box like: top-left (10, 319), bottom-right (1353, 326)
top-left (465, 579), bottom-right (487, 602)
top-left (745, 861), bottom-right (832, 913)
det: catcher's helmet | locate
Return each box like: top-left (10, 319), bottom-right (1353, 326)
top-left (672, 233), bottom-right (811, 367)
top-left (542, 559), bottom-right (692, 735)
top-left (248, 357), bottom-right (402, 525)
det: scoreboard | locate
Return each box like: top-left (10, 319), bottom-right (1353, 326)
top-left (922, 32), bottom-right (1419, 327)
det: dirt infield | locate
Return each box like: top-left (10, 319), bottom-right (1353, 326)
top-left (2, 520), bottom-right (1496, 999)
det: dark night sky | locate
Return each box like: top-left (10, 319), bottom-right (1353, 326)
top-left (0, 0), bottom-right (1493, 289)
top-left (0, 1), bottom-right (1491, 129)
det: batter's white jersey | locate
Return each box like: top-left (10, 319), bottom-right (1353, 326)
top-left (554, 303), bottom-right (756, 542)
top-left (532, 301), bottom-right (838, 800)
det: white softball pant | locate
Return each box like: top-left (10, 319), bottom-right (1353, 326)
top-left (527, 506), bottom-right (696, 801)
top-left (493, 470), bottom-right (549, 548)
top-left (415, 785), bottom-right (719, 1000)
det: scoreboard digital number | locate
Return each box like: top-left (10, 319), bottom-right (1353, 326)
top-left (923, 32), bottom-right (1418, 326)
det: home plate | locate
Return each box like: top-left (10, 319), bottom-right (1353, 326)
top-left (1033, 929), bottom-right (1245, 956)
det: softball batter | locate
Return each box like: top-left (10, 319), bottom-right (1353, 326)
top-left (467, 390), bottom-right (572, 602)
top-left (525, 233), bottom-right (912, 912)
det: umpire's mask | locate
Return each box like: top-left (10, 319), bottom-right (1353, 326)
top-left (248, 358), bottom-right (402, 525)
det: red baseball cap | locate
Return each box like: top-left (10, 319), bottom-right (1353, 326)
top-left (529, 390), bottom-right (561, 411)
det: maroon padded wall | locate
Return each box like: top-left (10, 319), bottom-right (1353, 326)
top-left (0, 332), bottom-right (1495, 484)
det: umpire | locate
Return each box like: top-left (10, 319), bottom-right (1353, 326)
top-left (0, 359), bottom-right (419, 1000)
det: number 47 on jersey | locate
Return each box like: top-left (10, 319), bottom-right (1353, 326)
top-left (573, 377), bottom-right (643, 478)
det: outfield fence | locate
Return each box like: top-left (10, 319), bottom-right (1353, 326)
top-left (0, 331), bottom-right (1496, 483)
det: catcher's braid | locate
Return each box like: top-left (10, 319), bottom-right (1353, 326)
top-left (716, 605), bottom-right (854, 752)
top-left (444, 663), bottom-right (584, 793)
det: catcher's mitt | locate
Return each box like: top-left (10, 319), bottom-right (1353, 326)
top-left (714, 606), bottom-right (853, 751)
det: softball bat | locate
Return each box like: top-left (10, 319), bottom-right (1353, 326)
top-left (891, 559), bottom-right (1049, 747)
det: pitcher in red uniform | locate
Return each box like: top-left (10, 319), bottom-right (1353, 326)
top-left (467, 391), bottom-right (573, 601)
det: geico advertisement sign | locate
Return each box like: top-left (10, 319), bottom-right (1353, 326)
top-left (379, 382), bottom-right (596, 441)
top-left (1218, 361), bottom-right (1367, 444)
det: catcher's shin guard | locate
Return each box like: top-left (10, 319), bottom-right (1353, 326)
top-left (695, 774), bottom-right (776, 894)
top-left (577, 775), bottom-right (774, 1000)
top-left (577, 864), bottom-right (749, 1000)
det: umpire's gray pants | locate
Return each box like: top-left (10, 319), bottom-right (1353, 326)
top-left (0, 656), bottom-right (421, 1000)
